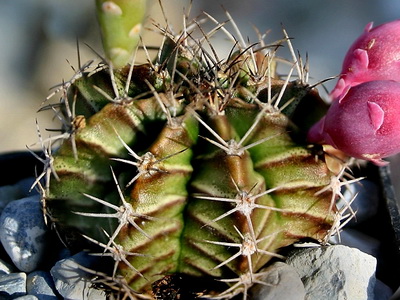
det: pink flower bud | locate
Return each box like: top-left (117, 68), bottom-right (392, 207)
top-left (308, 80), bottom-right (400, 165)
top-left (330, 20), bottom-right (400, 100)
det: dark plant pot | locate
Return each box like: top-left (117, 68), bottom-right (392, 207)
top-left (378, 161), bottom-right (400, 292)
top-left (0, 151), bottom-right (42, 186)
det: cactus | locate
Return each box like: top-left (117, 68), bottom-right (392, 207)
top-left (33, 2), bottom-right (359, 299)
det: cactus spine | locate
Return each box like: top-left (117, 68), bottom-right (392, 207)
top-left (33, 3), bottom-right (357, 299)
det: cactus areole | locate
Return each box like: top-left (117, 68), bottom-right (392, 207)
top-left (35, 3), bottom-right (358, 300)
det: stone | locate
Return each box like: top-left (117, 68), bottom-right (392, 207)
top-left (251, 261), bottom-right (306, 300)
top-left (286, 245), bottom-right (377, 300)
top-left (14, 296), bottom-right (39, 300)
top-left (0, 258), bottom-right (15, 275)
top-left (374, 279), bottom-right (392, 300)
top-left (0, 195), bottom-right (49, 272)
top-left (26, 270), bottom-right (58, 299)
top-left (0, 272), bottom-right (27, 299)
top-left (50, 252), bottom-right (106, 300)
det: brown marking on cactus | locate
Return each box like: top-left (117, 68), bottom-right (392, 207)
top-left (73, 115), bottom-right (86, 130)
top-left (183, 237), bottom-right (236, 276)
top-left (125, 248), bottom-right (178, 283)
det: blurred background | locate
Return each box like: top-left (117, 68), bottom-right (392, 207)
top-left (1, 0), bottom-right (399, 153)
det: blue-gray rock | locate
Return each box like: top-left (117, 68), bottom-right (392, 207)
top-left (286, 245), bottom-right (377, 300)
top-left (251, 261), bottom-right (306, 300)
top-left (50, 252), bottom-right (106, 300)
top-left (0, 272), bottom-right (27, 299)
top-left (14, 295), bottom-right (39, 300)
top-left (0, 195), bottom-right (49, 272)
top-left (27, 270), bottom-right (58, 300)
top-left (374, 279), bottom-right (392, 300)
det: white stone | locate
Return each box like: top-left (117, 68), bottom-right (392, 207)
top-left (286, 245), bottom-right (377, 300)
top-left (0, 258), bottom-right (15, 275)
top-left (0, 195), bottom-right (49, 272)
top-left (27, 270), bottom-right (58, 299)
top-left (14, 295), bottom-right (39, 300)
top-left (50, 252), bottom-right (106, 300)
top-left (0, 272), bottom-right (27, 298)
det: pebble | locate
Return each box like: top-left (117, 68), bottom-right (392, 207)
top-left (251, 261), bottom-right (306, 300)
top-left (0, 258), bottom-right (15, 275)
top-left (26, 270), bottom-right (58, 299)
top-left (0, 272), bottom-right (27, 299)
top-left (0, 195), bottom-right (49, 272)
top-left (286, 245), bottom-right (377, 300)
top-left (14, 296), bottom-right (39, 300)
top-left (50, 251), bottom-right (107, 300)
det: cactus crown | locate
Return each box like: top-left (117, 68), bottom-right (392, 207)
top-left (31, 4), bottom-right (358, 299)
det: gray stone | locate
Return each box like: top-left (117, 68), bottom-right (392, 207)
top-left (27, 270), bottom-right (58, 300)
top-left (14, 296), bottom-right (39, 300)
top-left (50, 252), bottom-right (106, 300)
top-left (0, 195), bottom-right (49, 272)
top-left (0, 272), bottom-right (27, 298)
top-left (286, 245), bottom-right (377, 300)
top-left (251, 261), bottom-right (306, 300)
top-left (0, 258), bottom-right (16, 275)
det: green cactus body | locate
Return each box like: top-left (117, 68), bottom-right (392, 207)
top-left (95, 0), bottom-right (148, 68)
top-left (37, 11), bottom-right (352, 299)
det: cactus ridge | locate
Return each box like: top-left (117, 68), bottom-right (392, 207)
top-left (31, 9), bottom-right (359, 300)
